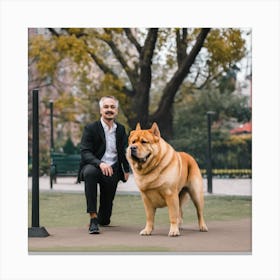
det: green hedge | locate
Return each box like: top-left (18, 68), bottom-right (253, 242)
top-left (212, 134), bottom-right (251, 170)
top-left (171, 134), bottom-right (251, 170)
top-left (200, 169), bottom-right (251, 178)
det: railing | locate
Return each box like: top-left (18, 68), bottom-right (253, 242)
top-left (200, 169), bottom-right (252, 178)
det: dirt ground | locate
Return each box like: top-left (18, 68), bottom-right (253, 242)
top-left (29, 218), bottom-right (251, 254)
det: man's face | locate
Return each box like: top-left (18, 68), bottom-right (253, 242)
top-left (100, 98), bottom-right (118, 121)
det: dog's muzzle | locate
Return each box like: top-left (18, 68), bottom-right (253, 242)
top-left (130, 146), bottom-right (138, 157)
top-left (130, 146), bottom-right (150, 163)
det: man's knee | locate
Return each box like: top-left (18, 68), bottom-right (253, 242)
top-left (83, 165), bottom-right (100, 181)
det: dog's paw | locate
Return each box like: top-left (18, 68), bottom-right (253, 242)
top-left (199, 224), bottom-right (208, 232)
top-left (139, 228), bottom-right (152, 236)
top-left (168, 226), bottom-right (180, 237)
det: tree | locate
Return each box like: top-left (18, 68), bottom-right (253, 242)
top-left (171, 83), bottom-right (251, 168)
top-left (63, 137), bottom-right (78, 154)
top-left (29, 28), bottom-right (247, 139)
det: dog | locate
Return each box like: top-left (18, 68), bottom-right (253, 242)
top-left (126, 122), bottom-right (208, 237)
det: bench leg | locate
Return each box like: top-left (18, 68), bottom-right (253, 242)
top-left (50, 175), bottom-right (53, 189)
top-left (50, 165), bottom-right (57, 189)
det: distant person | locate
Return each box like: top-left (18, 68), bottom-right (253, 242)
top-left (78, 96), bottom-right (130, 234)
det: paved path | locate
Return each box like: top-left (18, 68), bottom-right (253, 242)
top-left (28, 219), bottom-right (251, 253)
top-left (28, 176), bottom-right (252, 196)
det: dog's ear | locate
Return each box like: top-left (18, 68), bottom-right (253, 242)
top-left (135, 123), bottom-right (141, 130)
top-left (150, 122), bottom-right (161, 138)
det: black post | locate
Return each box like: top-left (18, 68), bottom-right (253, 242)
top-left (32, 89), bottom-right (40, 227)
top-left (50, 100), bottom-right (54, 189)
top-left (50, 100), bottom-right (54, 151)
top-left (28, 89), bottom-right (49, 237)
top-left (206, 111), bottom-right (215, 194)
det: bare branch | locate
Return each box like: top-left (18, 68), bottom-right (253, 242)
top-left (48, 28), bottom-right (60, 37)
top-left (151, 28), bottom-right (211, 120)
top-left (197, 70), bottom-right (225, 89)
top-left (124, 28), bottom-right (142, 53)
top-left (138, 28), bottom-right (158, 90)
top-left (88, 49), bottom-right (116, 77)
top-left (176, 28), bottom-right (188, 67)
top-left (103, 29), bottom-right (138, 88)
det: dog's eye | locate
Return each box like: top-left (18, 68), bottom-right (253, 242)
top-left (141, 140), bottom-right (148, 144)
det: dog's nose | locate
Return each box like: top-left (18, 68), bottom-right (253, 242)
top-left (130, 146), bottom-right (138, 156)
top-left (130, 146), bottom-right (137, 152)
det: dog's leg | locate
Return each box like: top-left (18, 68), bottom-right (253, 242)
top-left (165, 192), bottom-right (180, 237)
top-left (188, 180), bottom-right (208, 232)
top-left (140, 194), bottom-right (155, 235)
top-left (179, 189), bottom-right (189, 229)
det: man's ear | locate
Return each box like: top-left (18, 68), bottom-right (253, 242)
top-left (135, 123), bottom-right (141, 130)
top-left (150, 122), bottom-right (161, 138)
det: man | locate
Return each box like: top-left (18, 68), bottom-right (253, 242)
top-left (78, 96), bottom-right (130, 234)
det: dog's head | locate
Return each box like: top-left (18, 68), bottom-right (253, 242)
top-left (127, 123), bottom-right (161, 171)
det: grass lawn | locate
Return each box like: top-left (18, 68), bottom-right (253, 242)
top-left (28, 192), bottom-right (251, 228)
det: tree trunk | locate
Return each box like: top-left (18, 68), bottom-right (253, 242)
top-left (153, 106), bottom-right (174, 140)
top-left (129, 28), bottom-right (158, 129)
top-left (150, 28), bottom-right (211, 140)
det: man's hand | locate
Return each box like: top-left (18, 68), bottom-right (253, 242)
top-left (124, 172), bottom-right (129, 182)
top-left (99, 162), bottom-right (113, 176)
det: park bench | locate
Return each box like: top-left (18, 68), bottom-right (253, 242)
top-left (50, 152), bottom-right (81, 188)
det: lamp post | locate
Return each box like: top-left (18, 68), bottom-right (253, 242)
top-left (49, 100), bottom-right (55, 189)
top-left (28, 89), bottom-right (49, 237)
top-left (50, 100), bottom-right (54, 151)
top-left (206, 111), bottom-right (215, 194)
top-left (31, 89), bottom-right (39, 227)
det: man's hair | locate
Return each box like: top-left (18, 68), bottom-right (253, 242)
top-left (99, 96), bottom-right (119, 108)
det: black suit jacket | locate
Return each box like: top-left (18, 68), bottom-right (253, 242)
top-left (77, 120), bottom-right (130, 183)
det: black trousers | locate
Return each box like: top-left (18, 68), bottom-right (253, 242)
top-left (82, 164), bottom-right (119, 225)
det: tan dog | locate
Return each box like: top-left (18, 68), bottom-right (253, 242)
top-left (126, 123), bottom-right (208, 237)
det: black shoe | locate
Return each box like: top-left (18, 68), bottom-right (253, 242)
top-left (98, 220), bottom-right (110, 227)
top-left (97, 214), bottom-right (110, 227)
top-left (88, 218), bottom-right (99, 234)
